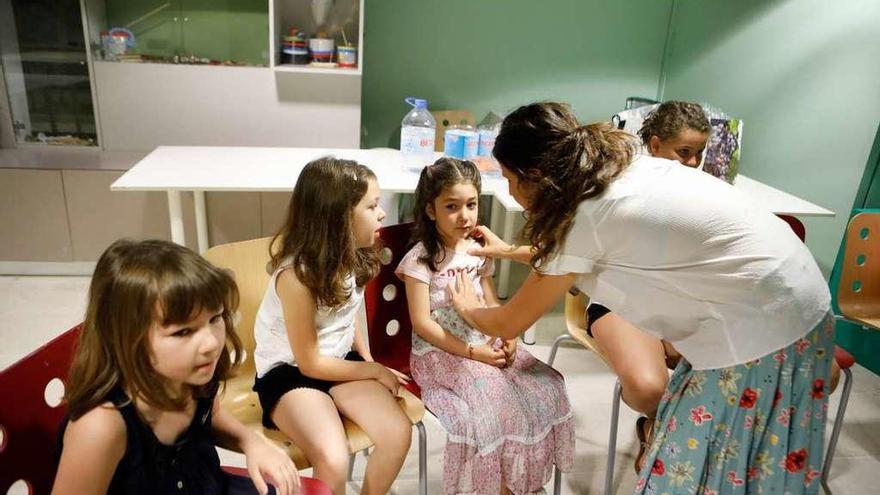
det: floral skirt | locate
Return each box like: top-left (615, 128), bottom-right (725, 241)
top-left (634, 313), bottom-right (835, 495)
top-left (411, 313), bottom-right (574, 494)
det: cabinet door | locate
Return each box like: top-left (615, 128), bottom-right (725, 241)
top-left (1, 0), bottom-right (97, 145)
top-left (105, 0), bottom-right (184, 59)
top-left (180, 0), bottom-right (269, 66)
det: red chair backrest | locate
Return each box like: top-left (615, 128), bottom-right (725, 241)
top-left (777, 214), bottom-right (806, 242)
top-left (363, 223), bottom-right (421, 394)
top-left (0, 325), bottom-right (82, 495)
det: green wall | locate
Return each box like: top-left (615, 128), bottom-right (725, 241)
top-left (659, 0), bottom-right (880, 275)
top-left (361, 0), bottom-right (673, 149)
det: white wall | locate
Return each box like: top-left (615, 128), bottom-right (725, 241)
top-left (93, 62), bottom-right (361, 151)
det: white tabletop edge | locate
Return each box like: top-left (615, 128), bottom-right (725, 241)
top-left (110, 146), bottom-right (834, 217)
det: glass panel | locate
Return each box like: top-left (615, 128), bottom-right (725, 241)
top-left (105, 0), bottom-right (183, 61)
top-left (0, 0), bottom-right (97, 146)
top-left (181, 0), bottom-right (269, 67)
top-left (94, 0), bottom-right (268, 66)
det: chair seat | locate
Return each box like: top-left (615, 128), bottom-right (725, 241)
top-left (221, 466), bottom-right (332, 494)
top-left (403, 380), bottom-right (422, 398)
top-left (834, 346), bottom-right (856, 370)
top-left (566, 326), bottom-right (609, 363)
top-left (220, 375), bottom-right (425, 470)
top-left (844, 314), bottom-right (880, 332)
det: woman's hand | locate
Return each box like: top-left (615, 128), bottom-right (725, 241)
top-left (372, 362), bottom-right (402, 395)
top-left (242, 435), bottom-right (300, 495)
top-left (467, 225), bottom-right (511, 258)
top-left (448, 272), bottom-right (484, 329)
top-left (470, 343), bottom-right (508, 367)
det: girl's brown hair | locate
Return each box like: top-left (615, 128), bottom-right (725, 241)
top-left (271, 157), bottom-right (380, 308)
top-left (637, 100), bottom-right (710, 145)
top-left (493, 102), bottom-right (639, 270)
top-left (411, 157), bottom-right (482, 271)
top-left (66, 239), bottom-right (243, 420)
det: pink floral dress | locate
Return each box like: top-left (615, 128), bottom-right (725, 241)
top-left (397, 242), bottom-right (574, 494)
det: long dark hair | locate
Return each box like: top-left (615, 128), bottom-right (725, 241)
top-left (493, 102), bottom-right (638, 270)
top-left (412, 157), bottom-right (482, 272)
top-left (66, 239), bottom-right (242, 419)
top-left (271, 157), bottom-right (380, 308)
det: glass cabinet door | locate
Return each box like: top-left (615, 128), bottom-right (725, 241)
top-left (180, 0), bottom-right (269, 67)
top-left (0, 0), bottom-right (97, 146)
top-left (95, 0), bottom-right (268, 66)
top-left (105, 0), bottom-right (184, 60)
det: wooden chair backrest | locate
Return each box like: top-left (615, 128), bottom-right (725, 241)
top-left (838, 211), bottom-right (880, 330)
top-left (203, 237), bottom-right (274, 374)
top-left (563, 290), bottom-right (608, 362)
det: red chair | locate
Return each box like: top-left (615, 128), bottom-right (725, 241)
top-left (0, 324), bottom-right (332, 495)
top-left (777, 214), bottom-right (807, 242)
top-left (363, 222), bottom-right (562, 495)
top-left (0, 324), bottom-right (81, 495)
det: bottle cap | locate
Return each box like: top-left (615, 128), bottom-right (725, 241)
top-left (405, 97), bottom-right (428, 110)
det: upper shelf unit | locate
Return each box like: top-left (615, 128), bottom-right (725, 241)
top-left (271, 0), bottom-right (363, 76)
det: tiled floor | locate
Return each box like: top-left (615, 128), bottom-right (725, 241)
top-left (3, 274), bottom-right (879, 494)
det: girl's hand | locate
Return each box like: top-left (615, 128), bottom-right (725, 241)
top-left (243, 436), bottom-right (300, 495)
top-left (448, 272), bottom-right (484, 328)
top-left (387, 367), bottom-right (412, 386)
top-left (470, 344), bottom-right (508, 367)
top-left (467, 225), bottom-right (511, 258)
top-left (501, 339), bottom-right (517, 367)
top-left (372, 362), bottom-right (401, 395)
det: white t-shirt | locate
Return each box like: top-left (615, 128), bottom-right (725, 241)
top-left (542, 154), bottom-right (831, 370)
top-left (253, 263), bottom-right (363, 378)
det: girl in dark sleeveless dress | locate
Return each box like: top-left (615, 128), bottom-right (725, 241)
top-left (53, 239), bottom-right (299, 495)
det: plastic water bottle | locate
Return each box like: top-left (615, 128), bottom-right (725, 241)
top-left (400, 97), bottom-right (436, 172)
top-left (477, 111), bottom-right (503, 158)
top-left (475, 111), bottom-right (503, 175)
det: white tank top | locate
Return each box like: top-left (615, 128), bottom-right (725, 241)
top-left (253, 263), bottom-right (363, 378)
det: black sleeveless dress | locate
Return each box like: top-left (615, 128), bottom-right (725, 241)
top-left (57, 387), bottom-right (233, 495)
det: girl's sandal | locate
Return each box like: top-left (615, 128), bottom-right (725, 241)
top-left (634, 416), bottom-right (655, 473)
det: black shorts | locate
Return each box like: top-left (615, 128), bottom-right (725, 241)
top-left (586, 303), bottom-right (612, 338)
top-left (253, 350), bottom-right (365, 429)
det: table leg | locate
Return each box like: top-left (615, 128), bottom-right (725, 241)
top-left (522, 323), bottom-right (536, 345)
top-left (497, 209), bottom-right (515, 299)
top-left (194, 191), bottom-right (209, 253)
top-left (167, 190), bottom-right (186, 246)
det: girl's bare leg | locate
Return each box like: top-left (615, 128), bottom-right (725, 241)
top-left (272, 389), bottom-right (351, 495)
top-left (330, 380), bottom-right (412, 495)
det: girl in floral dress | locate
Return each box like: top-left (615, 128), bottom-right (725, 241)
top-left (396, 158), bottom-right (574, 495)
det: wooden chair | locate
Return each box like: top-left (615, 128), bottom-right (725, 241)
top-left (822, 211), bottom-right (880, 494)
top-left (547, 291), bottom-right (622, 495)
top-left (0, 324), bottom-right (331, 495)
top-left (431, 110), bottom-right (476, 152)
top-left (203, 237), bottom-right (427, 494)
top-left (364, 222), bottom-right (562, 494)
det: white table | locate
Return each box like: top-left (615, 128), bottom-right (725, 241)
top-left (111, 146), bottom-right (521, 249)
top-left (112, 146), bottom-right (834, 342)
